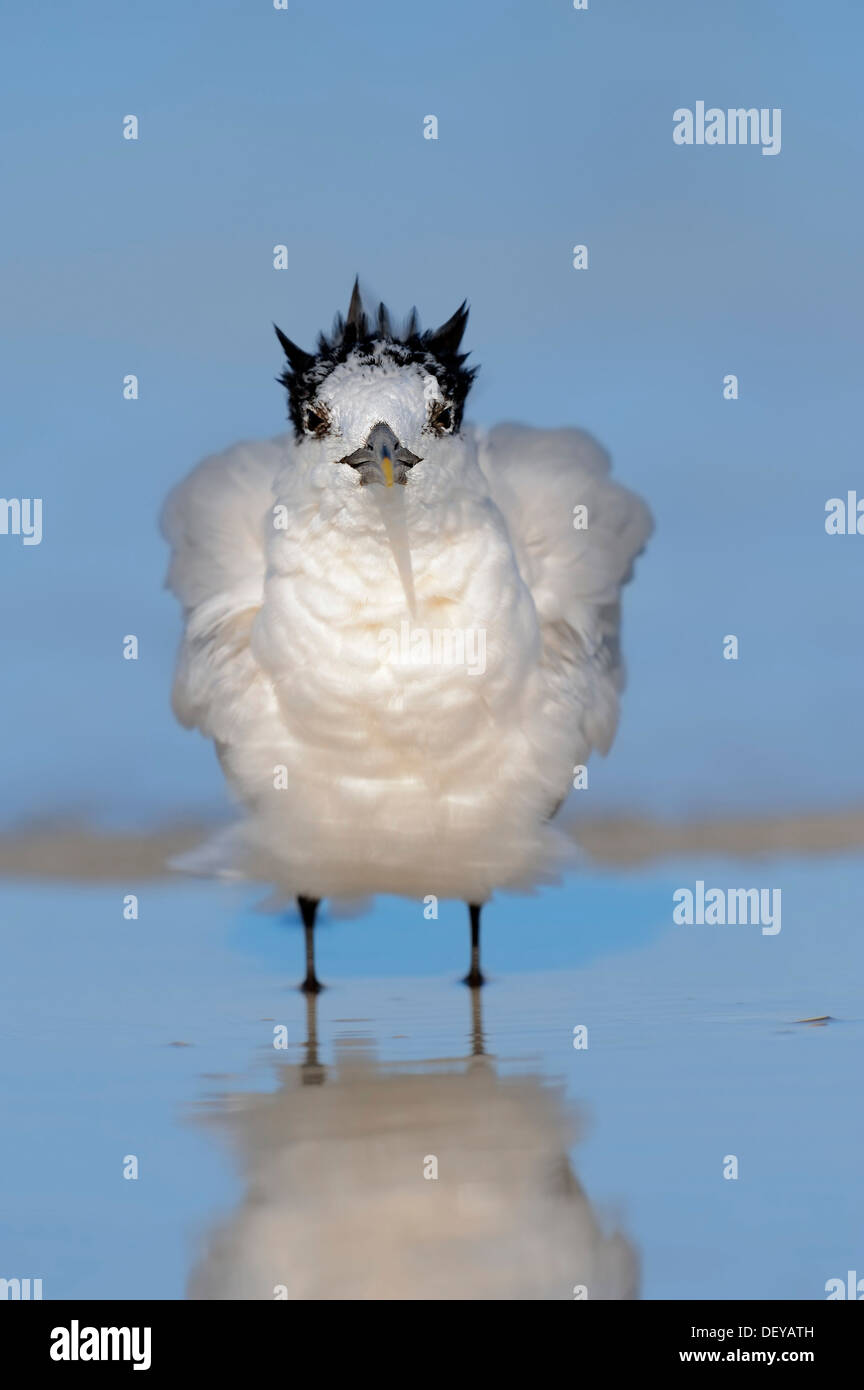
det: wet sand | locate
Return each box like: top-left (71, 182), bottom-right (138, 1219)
top-left (3, 853), bottom-right (861, 1298)
top-left (2, 809), bottom-right (864, 879)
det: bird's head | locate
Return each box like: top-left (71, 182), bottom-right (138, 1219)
top-left (274, 280), bottom-right (478, 490)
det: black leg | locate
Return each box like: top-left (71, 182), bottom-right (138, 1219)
top-left (463, 902), bottom-right (486, 987)
top-left (297, 895), bottom-right (323, 994)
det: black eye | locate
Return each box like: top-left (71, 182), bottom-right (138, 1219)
top-left (304, 402), bottom-right (331, 437)
top-left (429, 401), bottom-right (453, 434)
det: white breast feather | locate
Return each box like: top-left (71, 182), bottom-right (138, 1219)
top-left (161, 424), bottom-right (651, 899)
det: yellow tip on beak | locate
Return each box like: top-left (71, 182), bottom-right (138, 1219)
top-left (381, 454), bottom-right (395, 488)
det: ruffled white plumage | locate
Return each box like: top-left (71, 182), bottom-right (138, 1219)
top-left (162, 422), bottom-right (650, 902)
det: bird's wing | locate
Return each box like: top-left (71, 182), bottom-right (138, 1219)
top-left (160, 435), bottom-right (289, 741)
top-left (477, 423), bottom-right (652, 758)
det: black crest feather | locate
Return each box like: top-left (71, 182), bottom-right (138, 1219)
top-left (274, 280), bottom-right (478, 440)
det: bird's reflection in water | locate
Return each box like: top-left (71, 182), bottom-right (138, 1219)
top-left (188, 989), bottom-right (638, 1301)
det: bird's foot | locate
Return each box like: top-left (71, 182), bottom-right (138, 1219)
top-left (462, 969), bottom-right (486, 988)
top-left (300, 975), bottom-right (324, 995)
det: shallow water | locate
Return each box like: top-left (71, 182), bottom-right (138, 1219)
top-left (1, 854), bottom-right (861, 1299)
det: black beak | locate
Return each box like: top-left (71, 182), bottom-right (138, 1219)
top-left (339, 422), bottom-right (422, 486)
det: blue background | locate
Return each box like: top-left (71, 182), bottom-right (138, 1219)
top-left (1, 0), bottom-right (862, 1307)
top-left (2, 0), bottom-right (862, 827)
